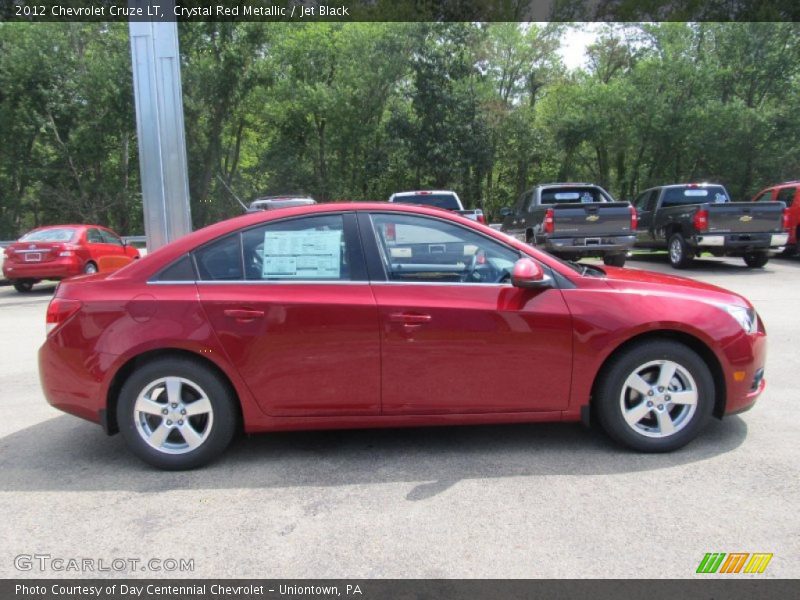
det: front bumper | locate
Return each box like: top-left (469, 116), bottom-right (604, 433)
top-left (723, 330), bottom-right (767, 415)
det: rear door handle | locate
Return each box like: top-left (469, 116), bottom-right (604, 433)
top-left (389, 312), bottom-right (432, 324)
top-left (223, 309), bottom-right (265, 321)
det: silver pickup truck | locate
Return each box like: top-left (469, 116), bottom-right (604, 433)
top-left (500, 183), bottom-right (637, 267)
top-left (388, 190), bottom-right (486, 224)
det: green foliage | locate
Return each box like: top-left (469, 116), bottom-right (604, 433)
top-left (1, 22), bottom-right (799, 237)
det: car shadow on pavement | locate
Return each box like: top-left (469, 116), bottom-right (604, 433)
top-left (0, 414), bottom-right (748, 499)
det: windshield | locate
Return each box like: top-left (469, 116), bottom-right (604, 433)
top-left (19, 227), bottom-right (77, 242)
top-left (392, 194), bottom-right (461, 210)
top-left (662, 186), bottom-right (729, 207)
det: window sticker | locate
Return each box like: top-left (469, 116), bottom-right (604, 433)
top-left (262, 230), bottom-right (342, 279)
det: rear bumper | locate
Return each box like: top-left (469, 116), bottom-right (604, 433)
top-left (3, 257), bottom-right (82, 280)
top-left (545, 235), bottom-right (636, 254)
top-left (692, 232), bottom-right (788, 252)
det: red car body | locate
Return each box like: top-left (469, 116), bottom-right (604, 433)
top-left (753, 182), bottom-right (799, 249)
top-left (38, 204), bottom-right (766, 464)
top-left (3, 224), bottom-right (139, 286)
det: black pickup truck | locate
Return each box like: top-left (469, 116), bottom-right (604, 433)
top-left (500, 183), bottom-right (636, 266)
top-left (632, 183), bottom-right (788, 268)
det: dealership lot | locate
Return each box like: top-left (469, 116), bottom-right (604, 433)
top-left (0, 254), bottom-right (798, 579)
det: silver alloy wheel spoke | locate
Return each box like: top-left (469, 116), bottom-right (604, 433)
top-left (655, 409), bottom-right (676, 435)
top-left (165, 377), bottom-right (183, 405)
top-left (148, 422), bottom-right (171, 448)
top-left (184, 396), bottom-right (212, 417)
top-left (624, 401), bottom-right (652, 426)
top-left (656, 361), bottom-right (678, 389)
top-left (135, 397), bottom-right (165, 416)
top-left (179, 422), bottom-right (204, 449)
top-left (668, 390), bottom-right (698, 405)
top-left (627, 374), bottom-right (652, 397)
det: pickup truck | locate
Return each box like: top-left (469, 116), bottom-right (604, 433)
top-left (752, 182), bottom-right (799, 256)
top-left (388, 190), bottom-right (485, 224)
top-left (632, 183), bottom-right (788, 268)
top-left (499, 183), bottom-right (636, 267)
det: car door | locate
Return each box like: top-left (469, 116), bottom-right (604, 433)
top-left (195, 212), bottom-right (381, 417)
top-left (85, 227), bottom-right (113, 268)
top-left (98, 229), bottom-right (135, 270)
top-left (361, 211), bottom-right (573, 415)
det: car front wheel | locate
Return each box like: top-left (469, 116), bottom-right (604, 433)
top-left (595, 340), bottom-right (714, 452)
top-left (117, 357), bottom-right (238, 469)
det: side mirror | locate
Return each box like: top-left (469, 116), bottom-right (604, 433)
top-left (511, 258), bottom-right (551, 289)
top-left (499, 207), bottom-right (513, 218)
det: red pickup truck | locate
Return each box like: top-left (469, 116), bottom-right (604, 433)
top-left (753, 182), bottom-right (799, 255)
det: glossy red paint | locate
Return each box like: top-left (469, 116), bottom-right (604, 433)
top-left (3, 224), bottom-right (139, 283)
top-left (38, 203), bottom-right (767, 438)
top-left (753, 183), bottom-right (799, 246)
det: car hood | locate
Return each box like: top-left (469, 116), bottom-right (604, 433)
top-left (597, 266), bottom-right (751, 308)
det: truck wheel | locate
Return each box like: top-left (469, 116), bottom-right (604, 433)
top-left (668, 233), bottom-right (693, 269)
top-left (743, 252), bottom-right (769, 268)
top-left (603, 254), bottom-right (626, 268)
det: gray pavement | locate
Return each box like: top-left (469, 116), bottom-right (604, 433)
top-left (0, 254), bottom-right (798, 578)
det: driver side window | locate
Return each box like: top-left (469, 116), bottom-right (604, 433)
top-left (369, 213), bottom-right (519, 284)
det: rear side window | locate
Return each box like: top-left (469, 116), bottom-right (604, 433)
top-left (661, 186), bottom-right (729, 207)
top-left (154, 255), bottom-right (197, 282)
top-left (776, 187), bottom-right (796, 207)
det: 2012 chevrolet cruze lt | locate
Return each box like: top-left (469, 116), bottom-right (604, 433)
top-left (39, 203), bottom-right (767, 469)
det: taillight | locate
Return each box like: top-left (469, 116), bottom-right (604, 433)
top-left (46, 298), bottom-right (82, 336)
top-left (783, 208), bottom-right (790, 231)
top-left (543, 208), bottom-right (555, 234)
top-left (58, 244), bottom-right (79, 257)
top-left (693, 209), bottom-right (709, 232)
top-left (630, 205), bottom-right (638, 230)
top-left (3, 246), bottom-right (14, 258)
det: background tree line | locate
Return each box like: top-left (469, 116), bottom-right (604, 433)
top-left (1, 21), bottom-right (799, 238)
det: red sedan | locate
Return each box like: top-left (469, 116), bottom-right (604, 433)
top-left (3, 224), bottom-right (140, 292)
top-left (38, 204), bottom-right (767, 469)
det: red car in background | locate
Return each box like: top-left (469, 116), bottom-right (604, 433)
top-left (2, 224), bottom-right (139, 292)
top-left (753, 182), bottom-right (799, 254)
top-left (38, 203), bottom-right (766, 469)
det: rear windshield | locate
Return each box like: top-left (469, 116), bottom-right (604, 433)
top-left (392, 194), bottom-right (460, 210)
top-left (661, 186), bottom-right (729, 207)
top-left (249, 199), bottom-right (315, 211)
top-left (19, 227), bottom-right (77, 242)
top-left (539, 188), bottom-right (609, 205)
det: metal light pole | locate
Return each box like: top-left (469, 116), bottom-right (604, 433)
top-left (128, 0), bottom-right (192, 252)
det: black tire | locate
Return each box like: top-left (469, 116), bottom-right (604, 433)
top-left (602, 253), bottom-right (627, 268)
top-left (83, 261), bottom-right (98, 274)
top-left (667, 233), bottom-right (694, 269)
top-left (780, 245), bottom-right (797, 257)
top-left (595, 340), bottom-right (714, 452)
top-left (117, 357), bottom-right (238, 470)
top-left (13, 280), bottom-right (34, 293)
top-left (743, 252), bottom-right (769, 268)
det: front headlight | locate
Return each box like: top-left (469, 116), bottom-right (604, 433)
top-left (726, 305), bottom-right (757, 334)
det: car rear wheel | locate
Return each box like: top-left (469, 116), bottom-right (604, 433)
top-left (83, 262), bottom-right (98, 274)
top-left (602, 254), bottom-right (626, 267)
top-left (13, 280), bottom-right (35, 293)
top-left (595, 340), bottom-right (714, 452)
top-left (668, 233), bottom-right (693, 269)
top-left (117, 357), bottom-right (238, 470)
top-left (743, 252), bottom-right (769, 268)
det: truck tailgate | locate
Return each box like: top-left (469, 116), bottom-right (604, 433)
top-left (552, 202), bottom-right (633, 236)
top-left (707, 201), bottom-right (784, 233)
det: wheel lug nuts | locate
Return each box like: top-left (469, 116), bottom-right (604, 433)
top-left (178, 420), bottom-right (184, 426)
top-left (171, 403), bottom-right (177, 408)
top-left (665, 395), bottom-right (671, 401)
top-left (181, 409), bottom-right (186, 415)
top-left (161, 409), bottom-right (168, 415)
top-left (647, 401), bottom-right (653, 407)
top-left (166, 420), bottom-right (172, 425)
top-left (658, 387), bottom-right (664, 392)
top-left (647, 390), bottom-right (654, 396)
top-left (657, 404), bottom-right (664, 410)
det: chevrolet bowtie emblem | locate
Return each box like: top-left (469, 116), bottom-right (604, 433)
top-left (586, 215), bottom-right (600, 222)
top-left (739, 215), bottom-right (753, 222)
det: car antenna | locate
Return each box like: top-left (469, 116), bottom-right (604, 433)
top-left (216, 174), bottom-right (249, 211)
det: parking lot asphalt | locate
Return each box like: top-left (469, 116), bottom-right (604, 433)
top-left (0, 254), bottom-right (798, 579)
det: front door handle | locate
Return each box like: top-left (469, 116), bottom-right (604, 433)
top-left (223, 308), bottom-right (265, 321)
top-left (389, 312), bottom-right (432, 324)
